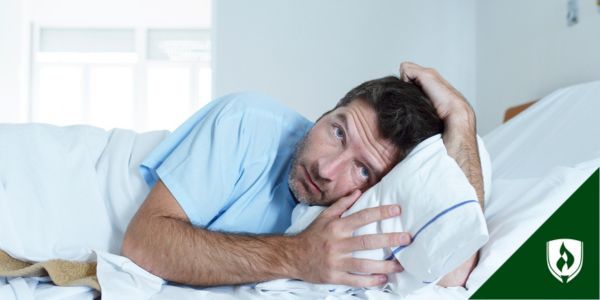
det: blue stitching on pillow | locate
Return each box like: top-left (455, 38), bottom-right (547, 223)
top-left (385, 199), bottom-right (479, 261)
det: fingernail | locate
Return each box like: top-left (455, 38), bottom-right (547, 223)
top-left (389, 206), bottom-right (400, 215)
top-left (379, 275), bottom-right (388, 284)
top-left (394, 262), bottom-right (404, 272)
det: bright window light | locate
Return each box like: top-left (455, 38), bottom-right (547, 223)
top-left (197, 67), bottom-right (212, 110)
top-left (36, 52), bottom-right (138, 64)
top-left (146, 65), bottom-right (191, 131)
top-left (147, 29), bottom-right (210, 62)
top-left (33, 27), bottom-right (211, 132)
top-left (39, 28), bottom-right (135, 53)
top-left (37, 65), bottom-right (84, 125)
top-left (89, 66), bottom-right (135, 129)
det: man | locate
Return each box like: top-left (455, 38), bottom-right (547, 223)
top-left (122, 62), bottom-right (483, 288)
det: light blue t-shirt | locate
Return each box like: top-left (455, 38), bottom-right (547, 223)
top-left (139, 92), bottom-right (313, 234)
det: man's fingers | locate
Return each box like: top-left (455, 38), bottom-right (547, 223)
top-left (342, 205), bottom-right (401, 229)
top-left (399, 61), bottom-right (422, 82)
top-left (344, 258), bottom-right (404, 274)
top-left (340, 232), bottom-right (411, 252)
top-left (322, 190), bottom-right (362, 218)
top-left (336, 273), bottom-right (388, 288)
top-left (400, 61), bottom-right (442, 88)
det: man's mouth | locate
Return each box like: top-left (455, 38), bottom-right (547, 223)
top-left (303, 166), bottom-right (321, 194)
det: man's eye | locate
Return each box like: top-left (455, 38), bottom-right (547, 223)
top-left (334, 127), bottom-right (345, 139)
top-left (359, 166), bottom-right (369, 179)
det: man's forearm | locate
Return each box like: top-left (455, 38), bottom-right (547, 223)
top-left (399, 62), bottom-right (485, 287)
top-left (123, 179), bottom-right (405, 288)
top-left (437, 103), bottom-right (484, 287)
top-left (442, 104), bottom-right (485, 207)
top-left (124, 215), bottom-right (298, 286)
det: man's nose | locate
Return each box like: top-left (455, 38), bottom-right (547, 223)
top-left (317, 153), bottom-right (348, 182)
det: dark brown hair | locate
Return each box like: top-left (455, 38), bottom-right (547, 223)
top-left (334, 76), bottom-right (443, 161)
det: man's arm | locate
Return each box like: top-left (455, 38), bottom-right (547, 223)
top-left (122, 180), bottom-right (408, 286)
top-left (399, 62), bottom-right (484, 287)
top-left (437, 107), bottom-right (482, 287)
top-left (441, 105), bottom-right (484, 206)
top-left (122, 179), bottom-right (295, 285)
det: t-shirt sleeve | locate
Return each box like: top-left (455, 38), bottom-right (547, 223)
top-left (139, 94), bottom-right (257, 227)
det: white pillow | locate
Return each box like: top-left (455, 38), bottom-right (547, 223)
top-left (285, 134), bottom-right (491, 294)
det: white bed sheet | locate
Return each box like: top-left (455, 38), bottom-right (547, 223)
top-left (0, 276), bottom-right (97, 300)
top-left (464, 80), bottom-right (600, 295)
top-left (1, 80), bottom-right (599, 299)
top-left (96, 248), bottom-right (468, 300)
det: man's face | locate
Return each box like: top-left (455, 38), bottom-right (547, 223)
top-left (289, 99), bottom-right (399, 206)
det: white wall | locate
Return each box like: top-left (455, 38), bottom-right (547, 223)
top-left (214, 0), bottom-right (476, 122)
top-left (0, 0), bottom-right (29, 123)
top-left (476, 0), bottom-right (600, 134)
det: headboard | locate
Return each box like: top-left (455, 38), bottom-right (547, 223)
top-left (503, 100), bottom-right (538, 123)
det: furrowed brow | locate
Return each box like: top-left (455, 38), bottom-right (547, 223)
top-left (333, 112), bottom-right (347, 128)
top-left (335, 112), bottom-right (383, 180)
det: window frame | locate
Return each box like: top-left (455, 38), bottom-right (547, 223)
top-left (30, 24), bottom-right (211, 131)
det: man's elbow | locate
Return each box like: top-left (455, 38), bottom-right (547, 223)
top-left (121, 226), bottom-right (158, 275)
top-left (437, 252), bottom-right (478, 288)
top-left (121, 230), bottom-right (138, 260)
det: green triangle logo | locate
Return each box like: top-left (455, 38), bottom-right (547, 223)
top-left (471, 169), bottom-right (599, 299)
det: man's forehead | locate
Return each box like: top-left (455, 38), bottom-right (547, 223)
top-left (329, 102), bottom-right (400, 178)
top-left (331, 101), bottom-right (384, 144)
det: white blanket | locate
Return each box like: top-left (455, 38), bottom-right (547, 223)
top-left (0, 123), bottom-right (168, 262)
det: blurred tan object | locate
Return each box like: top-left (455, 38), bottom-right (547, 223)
top-left (0, 250), bottom-right (99, 291)
top-left (503, 100), bottom-right (538, 123)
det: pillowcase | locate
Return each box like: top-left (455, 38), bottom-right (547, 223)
top-left (285, 134), bottom-right (491, 295)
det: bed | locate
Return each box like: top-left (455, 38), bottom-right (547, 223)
top-left (1, 80), bottom-right (599, 299)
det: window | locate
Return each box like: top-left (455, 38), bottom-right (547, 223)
top-left (32, 27), bottom-right (211, 131)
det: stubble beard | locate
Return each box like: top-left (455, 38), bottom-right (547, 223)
top-left (288, 134), bottom-right (318, 206)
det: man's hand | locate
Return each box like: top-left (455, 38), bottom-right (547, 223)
top-left (399, 62), bottom-right (484, 288)
top-left (290, 190), bottom-right (410, 287)
top-left (399, 61), bottom-right (474, 123)
top-left (399, 61), bottom-right (482, 204)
